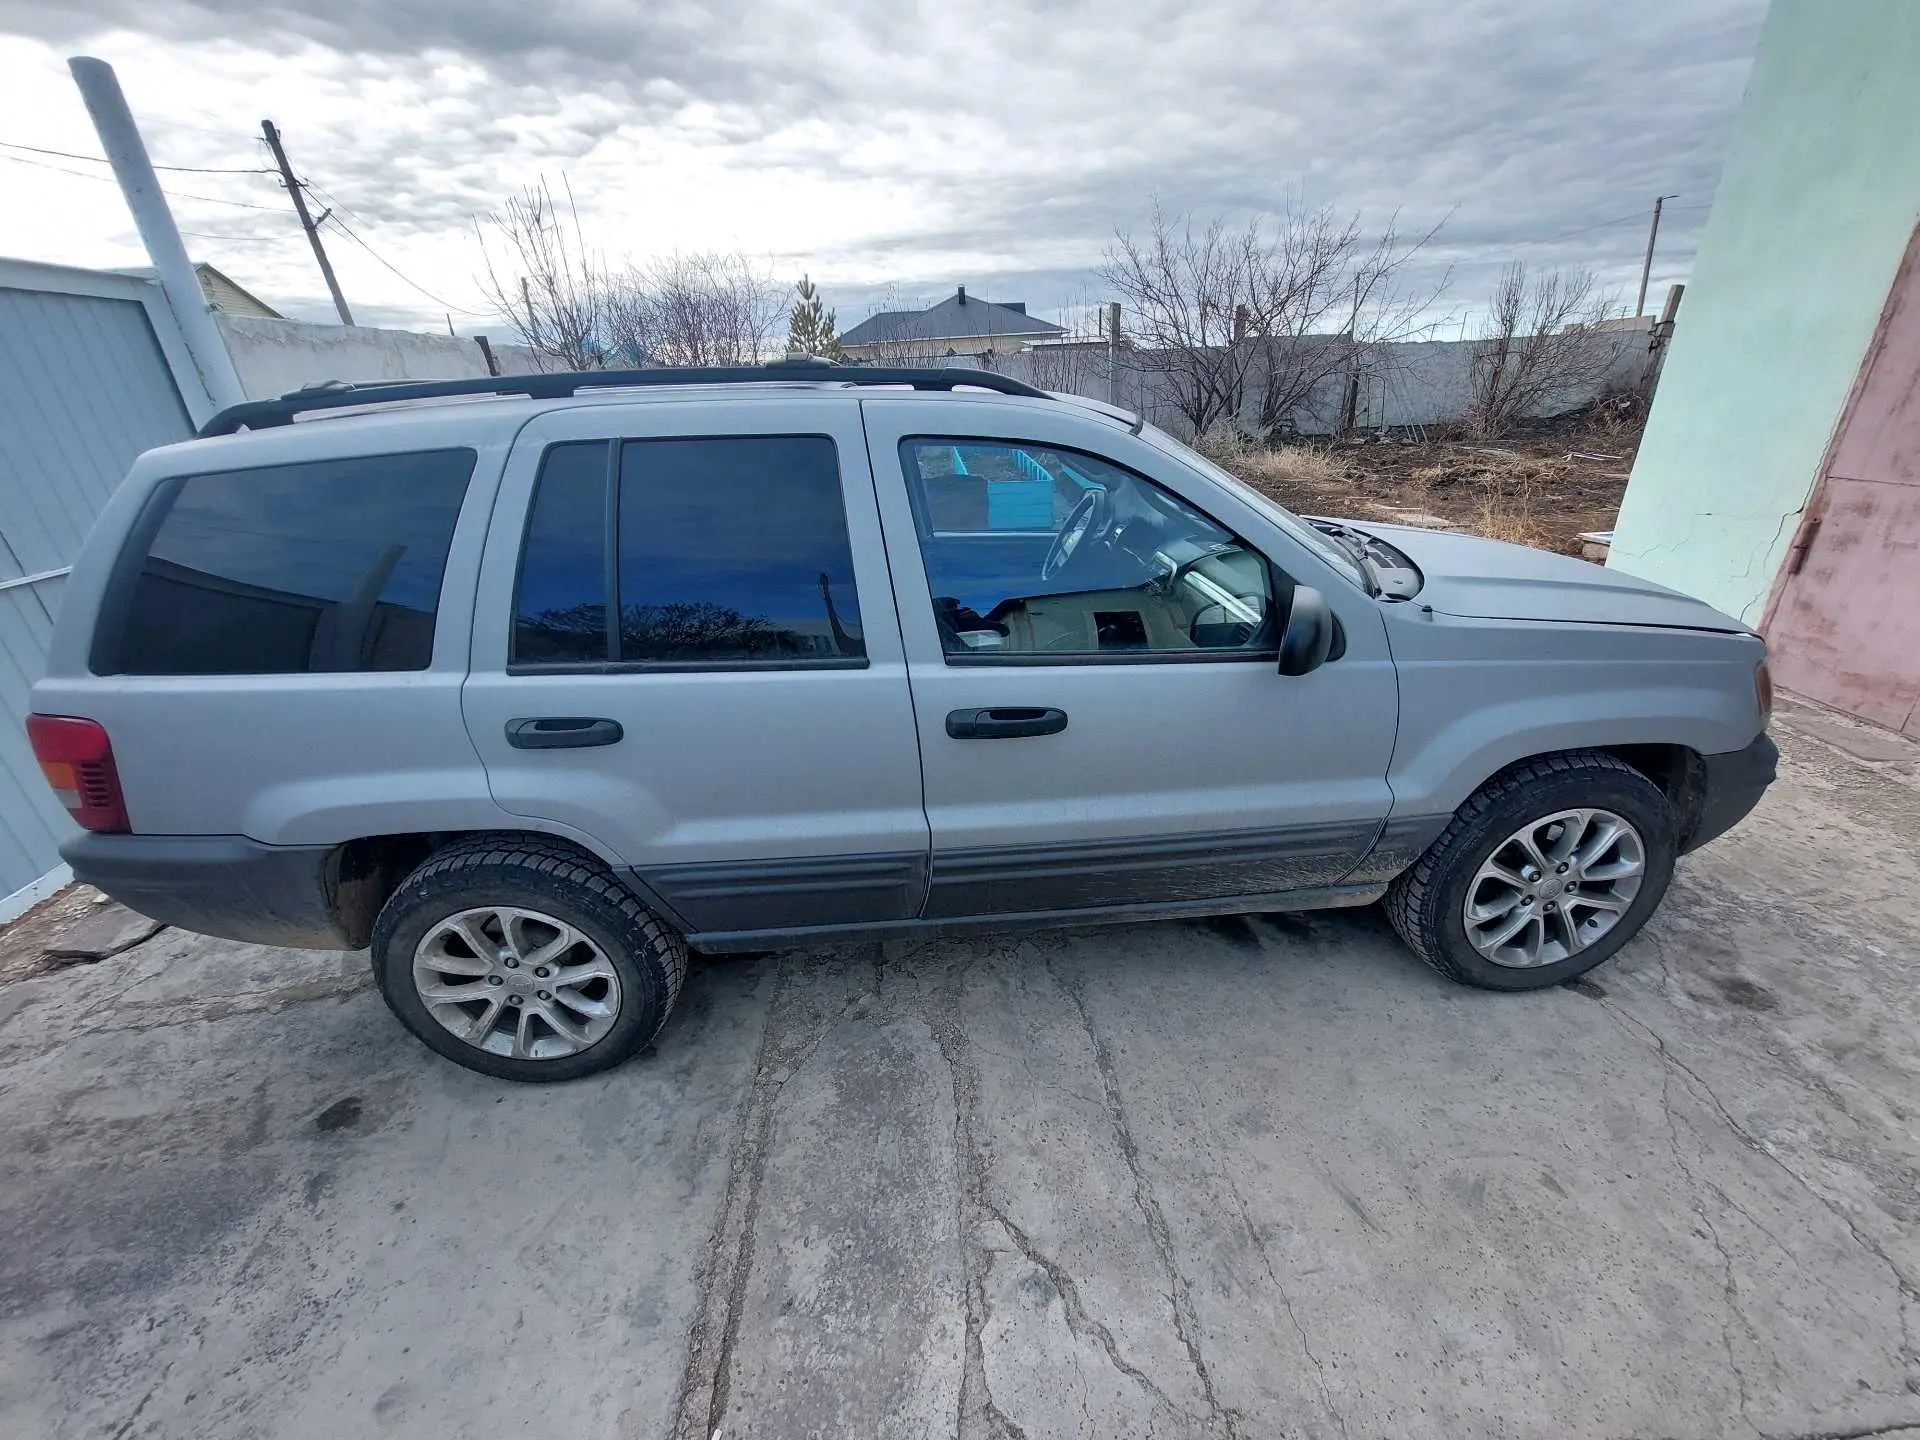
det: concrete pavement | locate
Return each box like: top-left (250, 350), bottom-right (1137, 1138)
top-left (2, 702), bottom-right (1918, 1439)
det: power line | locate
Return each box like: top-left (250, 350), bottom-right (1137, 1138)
top-left (1511, 199), bottom-right (1714, 252)
top-left (1516, 208), bottom-right (1660, 249)
top-left (0, 137), bottom-right (276, 175)
top-left (0, 150), bottom-right (287, 209)
top-left (321, 210), bottom-right (492, 316)
top-left (152, 185), bottom-right (281, 211)
top-left (158, 119), bottom-right (265, 143)
top-left (0, 150), bottom-right (102, 182)
top-left (304, 179), bottom-right (492, 316)
top-left (178, 229), bottom-right (296, 243)
top-left (7, 139), bottom-right (487, 316)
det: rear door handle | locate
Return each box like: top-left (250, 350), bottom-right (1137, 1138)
top-left (945, 707), bottom-right (1068, 739)
top-left (506, 717), bottom-right (624, 750)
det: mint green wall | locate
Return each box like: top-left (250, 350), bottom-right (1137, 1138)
top-left (1608, 0), bottom-right (1920, 623)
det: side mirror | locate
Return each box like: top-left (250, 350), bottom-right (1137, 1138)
top-left (1278, 586), bottom-right (1334, 676)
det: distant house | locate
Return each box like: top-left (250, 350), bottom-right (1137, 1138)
top-left (108, 261), bottom-right (284, 319)
top-left (193, 263), bottom-right (282, 319)
top-left (838, 286), bottom-right (1065, 363)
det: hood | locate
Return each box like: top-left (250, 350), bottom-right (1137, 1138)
top-left (1344, 521), bottom-right (1751, 634)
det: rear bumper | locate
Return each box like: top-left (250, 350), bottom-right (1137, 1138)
top-left (60, 833), bottom-right (358, 949)
top-left (1682, 732), bottom-right (1779, 854)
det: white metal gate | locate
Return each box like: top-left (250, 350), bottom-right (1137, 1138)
top-left (0, 260), bottom-right (206, 917)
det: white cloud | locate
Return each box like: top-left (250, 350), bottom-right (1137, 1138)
top-left (0, 0), bottom-right (1764, 332)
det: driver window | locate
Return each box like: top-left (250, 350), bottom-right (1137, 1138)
top-left (899, 438), bottom-right (1280, 662)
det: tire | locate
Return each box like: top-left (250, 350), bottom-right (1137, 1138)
top-left (1385, 752), bottom-right (1677, 991)
top-left (370, 836), bottom-right (687, 1082)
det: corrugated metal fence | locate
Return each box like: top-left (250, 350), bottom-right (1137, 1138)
top-left (0, 272), bottom-right (197, 914)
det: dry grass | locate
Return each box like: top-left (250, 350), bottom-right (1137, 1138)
top-left (1205, 411), bottom-right (1639, 554)
top-left (1473, 473), bottom-right (1564, 551)
top-left (1198, 429), bottom-right (1357, 506)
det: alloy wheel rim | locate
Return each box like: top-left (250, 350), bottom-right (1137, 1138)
top-left (412, 906), bottom-right (621, 1059)
top-left (1461, 808), bottom-right (1645, 968)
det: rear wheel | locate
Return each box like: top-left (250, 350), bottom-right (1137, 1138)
top-left (371, 838), bottom-right (686, 1081)
top-left (1385, 753), bottom-right (1677, 990)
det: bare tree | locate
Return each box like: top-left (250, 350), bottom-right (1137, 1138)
top-left (1465, 263), bottom-right (1623, 437)
top-left (1015, 298), bottom-right (1115, 396)
top-left (476, 179), bottom-right (606, 370)
top-left (1100, 208), bottom-right (1261, 434)
top-left (1099, 201), bottom-right (1449, 438)
top-left (1248, 208), bottom-right (1450, 436)
top-left (606, 253), bottom-right (787, 367)
top-left (478, 184), bottom-right (785, 369)
top-left (846, 285), bottom-right (936, 365)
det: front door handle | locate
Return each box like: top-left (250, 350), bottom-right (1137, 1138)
top-left (506, 717), bottom-right (624, 750)
top-left (945, 707), bottom-right (1068, 739)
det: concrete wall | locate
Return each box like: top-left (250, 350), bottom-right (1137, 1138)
top-left (1608, 0), bottom-right (1920, 623)
top-left (998, 326), bottom-right (1644, 439)
top-left (216, 314), bottom-right (542, 400)
top-left (1358, 331), bottom-right (1647, 432)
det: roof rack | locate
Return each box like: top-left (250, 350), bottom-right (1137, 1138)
top-left (194, 364), bottom-right (1052, 437)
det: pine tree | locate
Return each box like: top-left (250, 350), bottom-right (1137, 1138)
top-left (785, 274), bottom-right (843, 360)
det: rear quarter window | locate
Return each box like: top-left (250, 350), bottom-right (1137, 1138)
top-left (94, 448), bottom-right (476, 675)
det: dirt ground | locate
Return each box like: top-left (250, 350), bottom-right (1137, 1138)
top-left (1212, 399), bottom-right (1645, 555)
top-left (4, 698), bottom-right (1920, 1439)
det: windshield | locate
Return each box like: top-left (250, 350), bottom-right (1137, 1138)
top-left (1136, 423), bottom-right (1370, 591)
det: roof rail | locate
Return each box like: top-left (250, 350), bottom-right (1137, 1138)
top-left (194, 364), bottom-right (1052, 437)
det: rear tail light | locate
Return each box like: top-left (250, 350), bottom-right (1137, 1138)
top-left (1755, 658), bottom-right (1774, 725)
top-left (26, 714), bottom-right (130, 833)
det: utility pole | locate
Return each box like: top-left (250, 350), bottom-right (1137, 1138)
top-left (261, 119), bottom-right (353, 325)
top-left (68, 56), bottom-right (245, 412)
top-left (1635, 194), bottom-right (1678, 318)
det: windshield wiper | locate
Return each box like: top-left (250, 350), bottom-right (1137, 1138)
top-left (1310, 521), bottom-right (1382, 597)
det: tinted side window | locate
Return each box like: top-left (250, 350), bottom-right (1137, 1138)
top-left (105, 449), bottom-right (475, 675)
top-left (513, 441), bottom-right (610, 665)
top-left (616, 436), bottom-right (864, 665)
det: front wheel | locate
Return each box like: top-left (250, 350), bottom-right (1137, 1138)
top-left (371, 838), bottom-right (687, 1081)
top-left (1385, 752), bottom-right (1677, 990)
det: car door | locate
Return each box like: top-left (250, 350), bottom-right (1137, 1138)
top-left (862, 396), bottom-right (1399, 919)
top-left (462, 394), bottom-right (929, 939)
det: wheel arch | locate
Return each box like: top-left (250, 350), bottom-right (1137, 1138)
top-left (332, 826), bottom-right (653, 949)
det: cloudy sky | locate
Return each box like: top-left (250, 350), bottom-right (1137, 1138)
top-left (0, 0), bottom-right (1765, 337)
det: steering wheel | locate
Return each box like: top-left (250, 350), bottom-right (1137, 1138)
top-left (1041, 488), bottom-right (1110, 582)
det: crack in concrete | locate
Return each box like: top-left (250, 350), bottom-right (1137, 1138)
top-left (1603, 990), bottom-right (1920, 1399)
top-left (925, 952), bottom-right (1036, 1440)
top-left (1220, 1165), bottom-right (1349, 1440)
top-left (980, 1194), bottom-right (1183, 1414)
top-left (102, 978), bottom-right (375, 1031)
top-left (106, 1360), bottom-right (169, 1440)
top-left (1652, 1044), bottom-right (1762, 1436)
top-left (1052, 957), bottom-right (1239, 1440)
top-left (672, 958), bottom-right (889, 1439)
top-left (671, 959), bottom-right (781, 1439)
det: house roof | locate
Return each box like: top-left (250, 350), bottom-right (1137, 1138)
top-left (107, 261), bottom-right (284, 319)
top-left (193, 263), bottom-right (282, 319)
top-left (839, 289), bottom-right (1065, 347)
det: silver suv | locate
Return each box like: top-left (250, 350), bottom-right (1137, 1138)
top-left (28, 367), bottom-right (1776, 1081)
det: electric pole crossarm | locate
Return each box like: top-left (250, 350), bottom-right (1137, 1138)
top-left (261, 119), bottom-right (353, 326)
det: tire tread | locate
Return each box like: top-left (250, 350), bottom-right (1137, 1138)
top-left (1386, 751), bottom-right (1655, 986)
top-left (370, 834), bottom-right (687, 1079)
